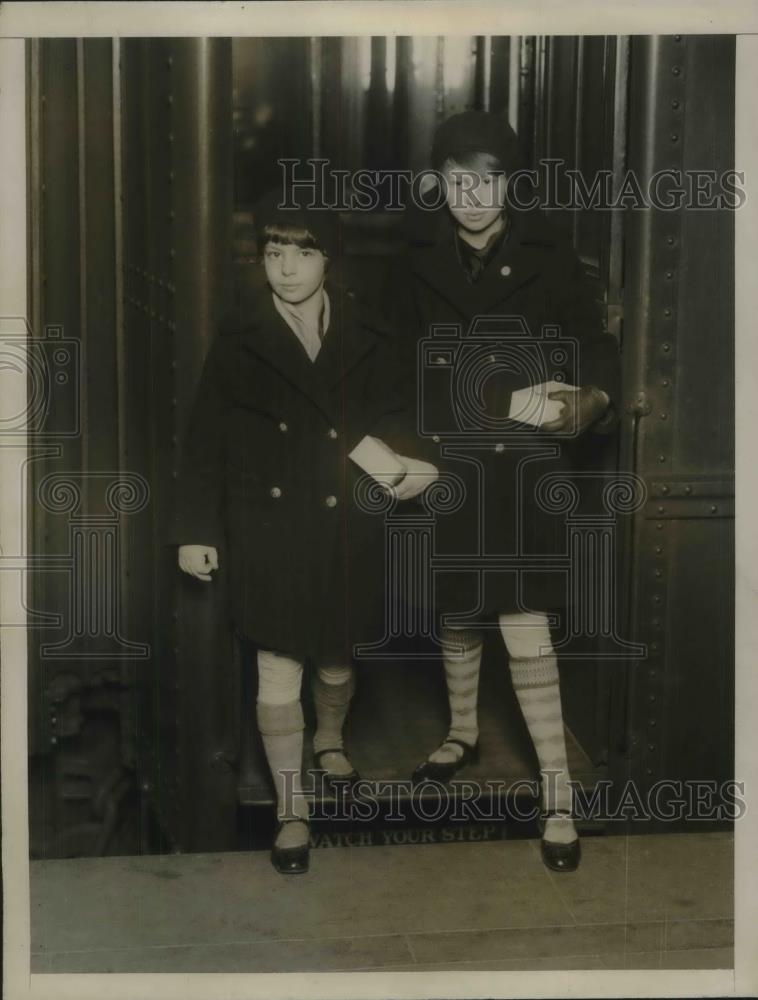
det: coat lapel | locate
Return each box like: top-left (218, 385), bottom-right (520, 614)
top-left (227, 270), bottom-right (380, 411)
top-left (314, 289), bottom-right (381, 389)
top-left (231, 271), bottom-right (331, 412)
top-left (410, 208), bottom-right (550, 325)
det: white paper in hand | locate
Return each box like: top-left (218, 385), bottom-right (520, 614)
top-left (508, 380), bottom-right (579, 427)
top-left (348, 435), bottom-right (407, 488)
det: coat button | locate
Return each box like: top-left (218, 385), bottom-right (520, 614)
top-left (325, 495), bottom-right (338, 508)
top-left (495, 443), bottom-right (505, 453)
top-left (278, 422), bottom-right (288, 433)
top-left (270, 486), bottom-right (282, 498)
top-left (328, 428), bottom-right (338, 439)
top-left (500, 265), bottom-right (512, 277)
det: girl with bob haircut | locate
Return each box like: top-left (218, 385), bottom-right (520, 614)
top-left (172, 187), bottom-right (438, 874)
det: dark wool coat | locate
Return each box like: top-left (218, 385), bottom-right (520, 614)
top-left (389, 203), bottom-right (622, 617)
top-left (169, 270), bottom-right (432, 664)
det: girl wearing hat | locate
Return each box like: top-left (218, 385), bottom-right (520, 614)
top-left (397, 111), bottom-right (621, 871)
top-left (172, 189), bottom-right (438, 874)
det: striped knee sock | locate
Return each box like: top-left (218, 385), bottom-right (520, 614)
top-left (499, 616), bottom-right (577, 845)
top-left (429, 626), bottom-right (482, 764)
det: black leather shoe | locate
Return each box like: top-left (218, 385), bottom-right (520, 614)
top-left (313, 748), bottom-right (361, 795)
top-left (411, 737), bottom-right (480, 784)
top-left (537, 811), bottom-right (581, 872)
top-left (270, 818), bottom-right (310, 875)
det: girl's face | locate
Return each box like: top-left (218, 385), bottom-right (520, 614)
top-left (263, 242), bottom-right (326, 305)
top-left (442, 163), bottom-right (507, 236)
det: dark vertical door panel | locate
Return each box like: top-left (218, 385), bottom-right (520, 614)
top-left (614, 35), bottom-right (734, 816)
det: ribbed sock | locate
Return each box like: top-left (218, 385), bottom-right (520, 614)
top-left (256, 698), bottom-right (310, 849)
top-left (428, 626), bottom-right (482, 764)
top-left (312, 664), bottom-right (356, 776)
top-left (499, 614), bottom-right (577, 845)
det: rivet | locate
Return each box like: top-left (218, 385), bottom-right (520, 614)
top-left (649, 719), bottom-right (657, 727)
top-left (672, 98), bottom-right (680, 109)
top-left (666, 236), bottom-right (675, 246)
top-left (670, 134), bottom-right (679, 143)
top-left (654, 547), bottom-right (662, 555)
top-left (648, 744), bottom-right (656, 752)
top-left (662, 343), bottom-right (671, 352)
top-left (653, 595), bottom-right (662, 604)
top-left (657, 455), bottom-right (666, 463)
top-left (672, 66), bottom-right (681, 76)
top-left (674, 34), bottom-right (682, 41)
top-left (655, 570), bottom-right (662, 578)
top-left (656, 523), bottom-right (664, 531)
top-left (664, 308), bottom-right (672, 317)
top-left (657, 505), bottom-right (665, 514)
top-left (661, 379), bottom-right (670, 387)
top-left (710, 504), bottom-right (718, 513)
top-left (684, 485), bottom-right (692, 495)
top-left (665, 270), bottom-right (674, 280)
top-left (661, 485), bottom-right (669, 494)
top-left (646, 768), bottom-right (653, 776)
top-left (660, 413), bottom-right (668, 420)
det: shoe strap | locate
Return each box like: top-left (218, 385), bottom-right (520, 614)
top-left (440, 737), bottom-right (477, 754)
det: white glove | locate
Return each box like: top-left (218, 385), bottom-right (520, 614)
top-left (178, 544), bottom-right (219, 581)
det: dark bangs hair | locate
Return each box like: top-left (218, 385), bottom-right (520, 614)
top-left (260, 222), bottom-right (325, 253)
top-left (441, 150), bottom-right (506, 177)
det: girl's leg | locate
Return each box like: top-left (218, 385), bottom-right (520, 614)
top-left (427, 624), bottom-right (483, 763)
top-left (498, 611), bottom-right (577, 845)
top-left (256, 649), bottom-right (310, 849)
top-left (312, 663), bottom-right (356, 776)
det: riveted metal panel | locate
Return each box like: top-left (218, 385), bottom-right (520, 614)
top-left (613, 35), bottom-right (735, 820)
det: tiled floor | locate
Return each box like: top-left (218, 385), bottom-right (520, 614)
top-left (30, 830), bottom-right (733, 973)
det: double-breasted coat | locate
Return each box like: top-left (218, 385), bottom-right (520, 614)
top-left (389, 202), bottom-right (622, 617)
top-left (170, 269), bottom-right (432, 664)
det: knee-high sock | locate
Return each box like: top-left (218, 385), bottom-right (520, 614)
top-left (256, 650), bottom-right (309, 848)
top-left (429, 625), bottom-right (482, 764)
top-left (499, 612), bottom-right (577, 844)
top-left (312, 664), bottom-right (356, 775)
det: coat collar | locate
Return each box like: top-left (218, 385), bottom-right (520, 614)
top-left (225, 269), bottom-right (384, 410)
top-left (408, 203), bottom-right (557, 320)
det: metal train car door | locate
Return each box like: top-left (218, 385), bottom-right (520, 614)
top-left (26, 34), bottom-right (735, 855)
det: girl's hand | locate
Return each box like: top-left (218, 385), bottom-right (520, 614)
top-left (391, 456), bottom-right (440, 500)
top-left (541, 386), bottom-right (610, 435)
top-left (178, 544), bottom-right (219, 581)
